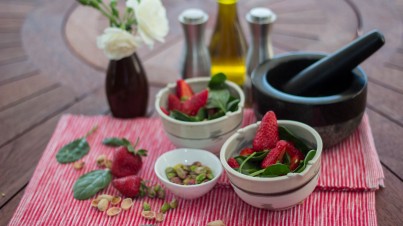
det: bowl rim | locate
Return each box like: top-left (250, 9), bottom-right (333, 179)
top-left (155, 77), bottom-right (245, 126)
top-left (220, 120), bottom-right (323, 182)
top-left (154, 148), bottom-right (223, 188)
top-left (251, 51), bottom-right (368, 105)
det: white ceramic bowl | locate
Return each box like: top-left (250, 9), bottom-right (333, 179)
top-left (220, 120), bottom-right (322, 209)
top-left (155, 77), bottom-right (245, 155)
top-left (154, 148), bottom-right (223, 199)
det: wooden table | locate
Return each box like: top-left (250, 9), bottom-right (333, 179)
top-left (0, 0), bottom-right (402, 225)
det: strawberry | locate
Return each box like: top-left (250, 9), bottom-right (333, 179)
top-left (167, 93), bottom-right (183, 112)
top-left (227, 158), bottom-right (240, 168)
top-left (240, 147), bottom-right (255, 156)
top-left (176, 79), bottom-right (194, 101)
top-left (253, 111), bottom-right (279, 151)
top-left (160, 106), bottom-right (170, 115)
top-left (112, 175), bottom-right (147, 197)
top-left (181, 89), bottom-right (208, 116)
top-left (283, 141), bottom-right (305, 171)
top-left (261, 140), bottom-right (287, 168)
top-left (111, 146), bottom-right (147, 178)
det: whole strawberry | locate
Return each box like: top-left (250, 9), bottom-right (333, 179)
top-left (112, 175), bottom-right (147, 197)
top-left (103, 138), bottom-right (148, 178)
top-left (253, 111), bottom-right (279, 151)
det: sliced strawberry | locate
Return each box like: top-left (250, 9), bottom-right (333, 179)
top-left (227, 158), bottom-right (240, 168)
top-left (261, 140), bottom-right (287, 168)
top-left (160, 106), bottom-right (170, 115)
top-left (167, 93), bottom-right (183, 112)
top-left (240, 148), bottom-right (255, 156)
top-left (181, 89), bottom-right (208, 116)
top-left (176, 79), bottom-right (194, 101)
top-left (283, 141), bottom-right (305, 171)
top-left (253, 111), bottom-right (279, 151)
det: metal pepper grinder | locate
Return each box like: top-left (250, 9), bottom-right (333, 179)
top-left (178, 9), bottom-right (211, 79)
top-left (245, 8), bottom-right (277, 106)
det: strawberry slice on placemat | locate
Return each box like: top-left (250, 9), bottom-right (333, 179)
top-left (253, 111), bottom-right (280, 151)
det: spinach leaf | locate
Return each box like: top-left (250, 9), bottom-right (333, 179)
top-left (294, 150), bottom-right (317, 173)
top-left (208, 73), bottom-right (227, 89)
top-left (226, 97), bottom-right (240, 112)
top-left (235, 155), bottom-right (260, 175)
top-left (73, 170), bottom-right (112, 200)
top-left (206, 89), bottom-right (230, 112)
top-left (207, 110), bottom-right (225, 120)
top-left (260, 163), bottom-right (290, 177)
top-left (279, 126), bottom-right (311, 155)
top-left (248, 150), bottom-right (270, 161)
top-left (56, 138), bottom-right (90, 164)
top-left (102, 137), bottom-right (126, 147)
top-left (170, 108), bottom-right (206, 122)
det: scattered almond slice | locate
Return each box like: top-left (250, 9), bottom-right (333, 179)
top-left (96, 155), bottom-right (107, 167)
top-left (111, 196), bottom-right (122, 205)
top-left (73, 161), bottom-right (85, 170)
top-left (91, 199), bottom-right (100, 207)
top-left (106, 207), bottom-right (121, 217)
top-left (96, 194), bottom-right (114, 201)
top-left (207, 220), bottom-right (226, 226)
top-left (155, 212), bottom-right (164, 222)
top-left (121, 198), bottom-right (133, 210)
top-left (141, 210), bottom-right (156, 220)
top-left (97, 199), bottom-right (109, 212)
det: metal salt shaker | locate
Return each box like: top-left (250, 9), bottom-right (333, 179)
top-left (244, 8), bottom-right (277, 106)
top-left (178, 9), bottom-right (211, 79)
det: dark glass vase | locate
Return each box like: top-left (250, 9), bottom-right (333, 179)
top-left (106, 53), bottom-right (149, 118)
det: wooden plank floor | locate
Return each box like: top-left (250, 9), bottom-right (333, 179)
top-left (0, 0), bottom-right (402, 225)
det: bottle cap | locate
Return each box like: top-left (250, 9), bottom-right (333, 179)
top-left (246, 7), bottom-right (277, 24)
top-left (179, 8), bottom-right (209, 25)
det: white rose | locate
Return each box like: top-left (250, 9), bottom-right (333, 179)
top-left (97, 27), bottom-right (141, 60)
top-left (126, 0), bottom-right (169, 47)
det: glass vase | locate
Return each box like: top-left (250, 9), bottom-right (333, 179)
top-left (105, 53), bottom-right (149, 118)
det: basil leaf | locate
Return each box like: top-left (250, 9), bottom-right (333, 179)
top-left (206, 89), bottom-right (230, 112)
top-left (261, 163), bottom-right (290, 177)
top-left (102, 137), bottom-right (126, 147)
top-left (226, 97), bottom-right (240, 112)
top-left (56, 138), bottom-right (90, 164)
top-left (73, 170), bottom-right (112, 200)
top-left (279, 126), bottom-right (311, 155)
top-left (208, 73), bottom-right (227, 89)
top-left (295, 150), bottom-right (317, 173)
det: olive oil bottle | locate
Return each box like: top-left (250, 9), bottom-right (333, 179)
top-left (209, 0), bottom-right (247, 85)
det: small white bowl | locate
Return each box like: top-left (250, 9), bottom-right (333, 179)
top-left (154, 148), bottom-right (223, 199)
top-left (155, 77), bottom-right (245, 155)
top-left (220, 120), bottom-right (322, 209)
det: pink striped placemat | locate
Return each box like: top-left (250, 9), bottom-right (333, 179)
top-left (9, 110), bottom-right (383, 225)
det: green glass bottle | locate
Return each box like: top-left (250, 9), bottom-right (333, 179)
top-left (209, 0), bottom-right (248, 85)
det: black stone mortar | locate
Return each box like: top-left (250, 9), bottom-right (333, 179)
top-left (251, 52), bottom-right (368, 148)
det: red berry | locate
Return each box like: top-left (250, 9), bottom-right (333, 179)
top-left (176, 79), bottom-right (194, 101)
top-left (112, 175), bottom-right (146, 197)
top-left (261, 140), bottom-right (287, 168)
top-left (253, 111), bottom-right (279, 151)
top-left (160, 106), bottom-right (170, 115)
top-left (167, 93), bottom-right (183, 112)
top-left (111, 147), bottom-right (145, 178)
top-left (240, 148), bottom-right (255, 156)
top-left (227, 158), bottom-right (240, 168)
top-left (181, 89), bottom-right (208, 116)
top-left (283, 141), bottom-right (305, 171)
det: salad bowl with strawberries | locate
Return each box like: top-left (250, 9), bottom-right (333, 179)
top-left (220, 111), bottom-right (323, 210)
top-left (155, 74), bottom-right (245, 155)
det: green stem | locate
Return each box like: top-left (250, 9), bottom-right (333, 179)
top-left (85, 125), bottom-right (98, 138)
top-left (238, 152), bottom-right (257, 173)
top-left (249, 168), bottom-right (265, 177)
top-left (98, 3), bottom-right (120, 27)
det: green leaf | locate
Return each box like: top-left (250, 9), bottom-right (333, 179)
top-left (295, 150), bottom-right (317, 173)
top-left (206, 89), bottom-right (230, 112)
top-left (226, 97), bottom-right (240, 112)
top-left (170, 110), bottom-right (200, 122)
top-left (207, 109), bottom-right (225, 120)
top-left (73, 170), bottom-right (112, 200)
top-left (56, 138), bottom-right (90, 164)
top-left (279, 126), bottom-right (312, 155)
top-left (248, 150), bottom-right (270, 161)
top-left (260, 163), bottom-right (290, 177)
top-left (236, 153), bottom-right (261, 175)
top-left (208, 73), bottom-right (227, 89)
top-left (102, 137), bottom-right (126, 147)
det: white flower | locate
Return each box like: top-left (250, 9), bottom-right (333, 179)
top-left (126, 0), bottom-right (169, 47)
top-left (97, 27), bottom-right (141, 60)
